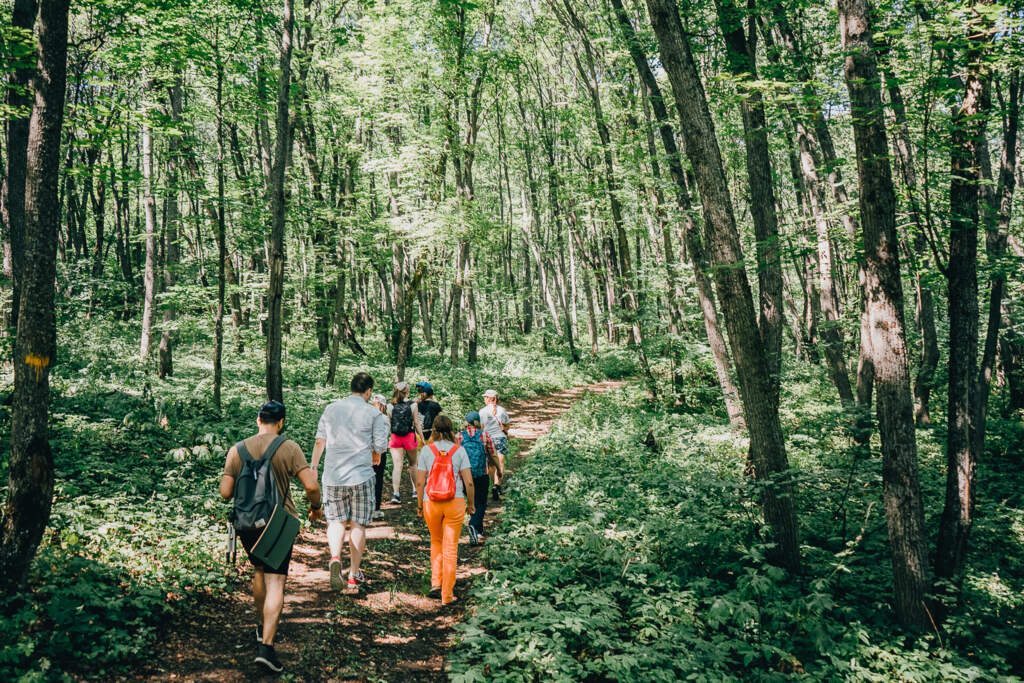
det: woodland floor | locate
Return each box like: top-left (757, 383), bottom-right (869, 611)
top-left (140, 380), bottom-right (624, 682)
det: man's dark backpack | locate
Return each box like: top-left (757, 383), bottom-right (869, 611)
top-left (391, 400), bottom-right (414, 436)
top-left (231, 436), bottom-right (286, 533)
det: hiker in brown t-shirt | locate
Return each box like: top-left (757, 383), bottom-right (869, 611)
top-left (220, 401), bottom-right (323, 674)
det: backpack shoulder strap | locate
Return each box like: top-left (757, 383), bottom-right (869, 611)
top-left (261, 435), bottom-right (287, 465)
top-left (236, 440), bottom-right (254, 465)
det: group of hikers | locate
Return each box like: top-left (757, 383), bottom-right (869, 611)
top-left (218, 372), bottom-right (511, 673)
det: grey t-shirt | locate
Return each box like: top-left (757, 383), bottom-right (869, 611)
top-left (417, 439), bottom-right (471, 501)
top-left (480, 403), bottom-right (510, 441)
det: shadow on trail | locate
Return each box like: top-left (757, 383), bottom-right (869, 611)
top-left (142, 380), bottom-right (623, 682)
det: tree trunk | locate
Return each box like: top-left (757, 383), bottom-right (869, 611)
top-left (139, 120), bottom-right (158, 360)
top-left (714, 0), bottom-right (784, 395)
top-left (396, 260), bottom-right (426, 380)
top-left (265, 0), bottom-right (295, 403)
top-left (158, 79), bottom-right (184, 379)
top-left (213, 37), bottom-right (227, 411)
top-left (0, 0), bottom-right (70, 591)
top-left (839, 0), bottom-right (930, 628)
top-left (647, 0), bottom-right (799, 571)
top-left (935, 3), bottom-right (993, 586)
top-left (0, 0), bottom-right (38, 332)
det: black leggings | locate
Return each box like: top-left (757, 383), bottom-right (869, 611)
top-left (373, 455), bottom-right (386, 510)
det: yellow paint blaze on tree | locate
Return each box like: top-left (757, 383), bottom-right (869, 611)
top-left (25, 353), bottom-right (50, 382)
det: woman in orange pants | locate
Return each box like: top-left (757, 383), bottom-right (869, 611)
top-left (414, 414), bottom-right (475, 605)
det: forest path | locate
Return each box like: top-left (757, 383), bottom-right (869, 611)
top-left (143, 379), bottom-right (625, 682)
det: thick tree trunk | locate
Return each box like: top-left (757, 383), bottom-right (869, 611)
top-left (0, 0), bottom-right (70, 591)
top-left (0, 0), bottom-right (38, 332)
top-left (839, 0), bottom-right (930, 628)
top-left (647, 0), bottom-right (799, 571)
top-left (612, 0), bottom-right (743, 424)
top-left (396, 260), bottom-right (426, 380)
top-left (139, 121), bottom-right (158, 360)
top-left (935, 4), bottom-right (992, 585)
top-left (265, 0), bottom-right (295, 403)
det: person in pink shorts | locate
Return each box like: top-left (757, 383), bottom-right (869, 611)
top-left (386, 381), bottom-right (426, 504)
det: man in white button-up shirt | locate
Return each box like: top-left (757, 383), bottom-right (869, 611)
top-left (311, 372), bottom-right (389, 590)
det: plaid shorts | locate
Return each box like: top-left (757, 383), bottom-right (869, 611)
top-left (324, 478), bottom-right (375, 526)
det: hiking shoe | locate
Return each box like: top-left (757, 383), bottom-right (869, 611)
top-left (348, 570), bottom-right (366, 588)
top-left (330, 558), bottom-right (344, 591)
top-left (390, 493), bottom-right (401, 504)
top-left (467, 525), bottom-right (479, 546)
top-left (428, 585), bottom-right (441, 598)
top-left (372, 509), bottom-right (384, 521)
top-left (255, 643), bottom-right (283, 673)
top-left (492, 485), bottom-right (501, 501)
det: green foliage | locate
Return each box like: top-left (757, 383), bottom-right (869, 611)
top-left (0, 317), bottom-right (617, 680)
top-left (449, 384), bottom-right (1024, 681)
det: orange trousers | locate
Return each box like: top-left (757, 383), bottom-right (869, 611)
top-left (423, 497), bottom-right (466, 604)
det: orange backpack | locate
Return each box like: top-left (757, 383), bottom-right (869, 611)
top-left (425, 443), bottom-right (457, 502)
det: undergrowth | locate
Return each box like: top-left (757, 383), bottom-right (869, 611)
top-left (449, 383), bottom-right (1024, 682)
top-left (0, 314), bottom-right (625, 680)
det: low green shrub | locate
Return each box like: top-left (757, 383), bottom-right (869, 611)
top-left (449, 385), bottom-right (1024, 681)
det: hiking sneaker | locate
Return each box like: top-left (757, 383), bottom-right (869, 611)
top-left (492, 485), bottom-right (501, 501)
top-left (372, 509), bottom-right (385, 520)
top-left (329, 558), bottom-right (344, 591)
top-left (428, 585), bottom-right (441, 598)
top-left (390, 493), bottom-right (401, 504)
top-left (467, 525), bottom-right (479, 546)
top-left (255, 643), bottom-right (283, 673)
top-left (348, 570), bottom-right (366, 589)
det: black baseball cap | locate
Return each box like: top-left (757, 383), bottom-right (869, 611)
top-left (258, 401), bottom-right (286, 422)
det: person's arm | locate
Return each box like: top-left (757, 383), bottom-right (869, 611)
top-left (311, 439), bottom-right (326, 474)
top-left (219, 446), bottom-right (239, 500)
top-left (412, 403), bottom-right (426, 443)
top-left (298, 467), bottom-right (324, 522)
top-left (500, 408), bottom-right (510, 434)
top-left (460, 469), bottom-right (475, 516)
top-left (372, 411), bottom-right (389, 457)
top-left (413, 469), bottom-right (427, 517)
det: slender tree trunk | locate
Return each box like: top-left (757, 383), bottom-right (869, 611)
top-left (647, 0), bottom-right (799, 571)
top-left (715, 0), bottom-right (784, 395)
top-left (839, 0), bottom-right (930, 628)
top-left (0, 0), bottom-right (70, 591)
top-left (139, 120), bottom-right (158, 360)
top-left (935, 3), bottom-right (993, 586)
top-left (158, 79), bottom-right (183, 379)
top-left (265, 0), bottom-right (295, 403)
top-left (213, 37), bottom-right (227, 411)
top-left (396, 260), bottom-right (426, 380)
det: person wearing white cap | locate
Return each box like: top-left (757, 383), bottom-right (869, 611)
top-left (387, 380), bottom-right (425, 505)
top-left (479, 389), bottom-right (510, 500)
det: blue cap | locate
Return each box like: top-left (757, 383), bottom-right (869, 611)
top-left (416, 381), bottom-right (434, 395)
top-left (464, 410), bottom-right (481, 424)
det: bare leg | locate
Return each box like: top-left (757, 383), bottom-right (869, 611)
top-left (261, 573), bottom-right (286, 645)
top-left (252, 568), bottom-right (266, 626)
top-left (349, 522), bottom-right (366, 576)
top-left (390, 447), bottom-right (404, 496)
top-left (327, 521), bottom-right (345, 559)
top-left (407, 447), bottom-right (419, 493)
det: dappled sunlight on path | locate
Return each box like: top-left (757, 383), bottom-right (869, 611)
top-left (142, 379), bottom-right (624, 682)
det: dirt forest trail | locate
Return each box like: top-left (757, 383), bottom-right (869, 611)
top-left (143, 379), bottom-right (625, 682)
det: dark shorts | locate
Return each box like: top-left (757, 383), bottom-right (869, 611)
top-left (239, 529), bottom-right (293, 575)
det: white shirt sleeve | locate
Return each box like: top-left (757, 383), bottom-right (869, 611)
top-left (372, 411), bottom-right (390, 454)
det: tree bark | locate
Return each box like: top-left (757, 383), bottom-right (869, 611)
top-left (0, 0), bottom-right (38, 332)
top-left (396, 260), bottom-right (426, 380)
top-left (139, 119), bottom-right (158, 360)
top-left (158, 78), bottom-right (184, 379)
top-left (935, 2), bottom-right (993, 586)
top-left (265, 0), bottom-right (295, 403)
top-left (646, 0), bottom-right (799, 571)
top-left (0, 0), bottom-right (70, 591)
top-left (838, 0), bottom-right (930, 628)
